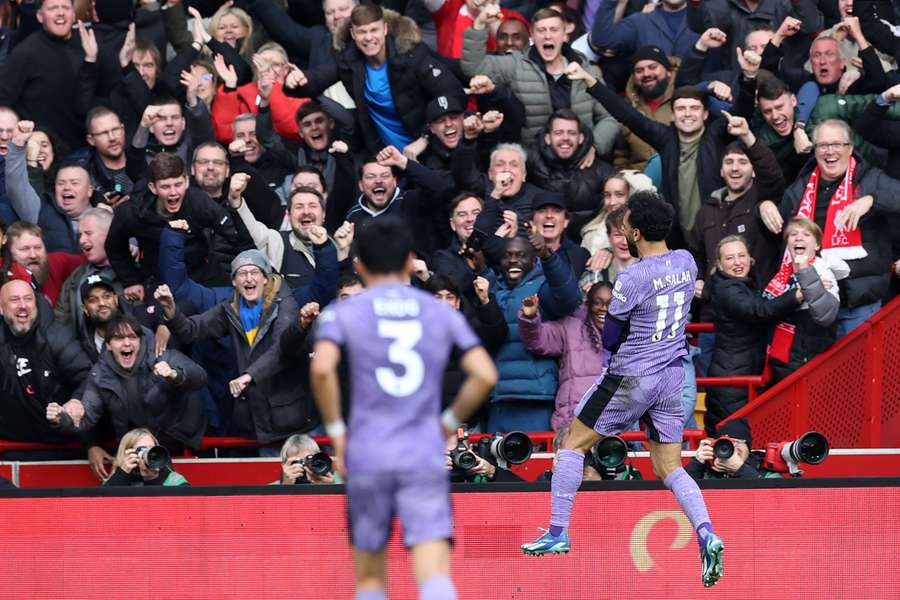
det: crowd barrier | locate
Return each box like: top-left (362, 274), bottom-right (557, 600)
top-left (0, 478), bottom-right (896, 599)
top-left (723, 295), bottom-right (900, 447)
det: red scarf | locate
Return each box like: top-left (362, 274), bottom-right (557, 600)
top-left (764, 156), bottom-right (865, 298)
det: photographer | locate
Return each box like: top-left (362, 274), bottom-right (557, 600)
top-left (104, 428), bottom-right (188, 487)
top-left (446, 434), bottom-right (525, 484)
top-left (273, 434), bottom-right (338, 485)
top-left (685, 419), bottom-right (764, 481)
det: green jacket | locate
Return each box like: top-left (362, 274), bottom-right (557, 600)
top-left (461, 26), bottom-right (619, 156)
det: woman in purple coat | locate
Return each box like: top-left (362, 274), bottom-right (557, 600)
top-left (517, 282), bottom-right (612, 431)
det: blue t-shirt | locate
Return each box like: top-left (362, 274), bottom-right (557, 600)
top-left (364, 62), bottom-right (414, 149)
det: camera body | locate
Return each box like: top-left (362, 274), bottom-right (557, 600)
top-left (705, 435), bottom-right (738, 467)
top-left (135, 445), bottom-right (170, 470)
top-left (291, 452), bottom-right (333, 484)
top-left (448, 433), bottom-right (479, 482)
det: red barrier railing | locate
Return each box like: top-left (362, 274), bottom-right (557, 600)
top-left (721, 295), bottom-right (900, 448)
top-left (0, 430), bottom-right (710, 457)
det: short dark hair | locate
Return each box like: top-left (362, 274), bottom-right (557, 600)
top-left (350, 3), bottom-right (383, 27)
top-left (671, 86), bottom-right (708, 110)
top-left (627, 190), bottom-right (674, 242)
top-left (148, 153), bottom-right (187, 182)
top-left (722, 141), bottom-right (749, 160)
top-left (357, 156), bottom-right (397, 180)
top-left (757, 77), bottom-right (792, 102)
top-left (104, 313), bottom-right (145, 343)
top-left (133, 40), bottom-right (161, 69)
top-left (289, 186), bottom-right (325, 209)
top-left (85, 106), bottom-right (119, 134)
top-left (547, 108), bottom-right (581, 130)
top-left (356, 218), bottom-right (413, 275)
top-left (448, 192), bottom-right (483, 214)
top-left (425, 274), bottom-right (461, 299)
top-left (292, 165), bottom-right (327, 192)
top-left (148, 95), bottom-right (183, 114)
top-left (338, 272), bottom-right (363, 291)
top-left (295, 101), bottom-right (332, 126)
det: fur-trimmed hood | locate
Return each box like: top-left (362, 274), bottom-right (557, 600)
top-left (332, 9), bottom-right (421, 54)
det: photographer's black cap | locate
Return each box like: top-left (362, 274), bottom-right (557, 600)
top-left (716, 418), bottom-right (752, 448)
top-left (531, 190), bottom-right (567, 212)
top-left (80, 273), bottom-right (117, 301)
top-left (426, 95), bottom-right (465, 122)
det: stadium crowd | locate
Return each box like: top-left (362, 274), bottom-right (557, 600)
top-left (0, 0), bottom-right (899, 483)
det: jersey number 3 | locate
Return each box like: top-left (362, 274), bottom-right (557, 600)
top-left (652, 291), bottom-right (687, 342)
top-left (376, 320), bottom-right (425, 397)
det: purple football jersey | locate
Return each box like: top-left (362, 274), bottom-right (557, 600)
top-left (607, 250), bottom-right (697, 376)
top-left (314, 283), bottom-right (480, 475)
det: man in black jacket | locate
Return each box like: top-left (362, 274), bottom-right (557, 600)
top-left (0, 0), bottom-right (120, 154)
top-left (760, 119), bottom-right (900, 338)
top-left (284, 4), bottom-right (463, 155)
top-left (105, 153), bottom-right (250, 302)
top-left (0, 279), bottom-right (90, 443)
top-left (67, 107), bottom-right (134, 202)
top-left (564, 61), bottom-right (754, 251)
top-left (526, 109), bottom-right (614, 242)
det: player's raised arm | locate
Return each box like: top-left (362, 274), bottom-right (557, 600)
top-left (442, 346), bottom-right (498, 436)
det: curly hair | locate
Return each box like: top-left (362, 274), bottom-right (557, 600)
top-left (626, 190), bottom-right (674, 242)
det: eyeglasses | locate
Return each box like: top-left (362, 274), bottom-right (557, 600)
top-left (89, 126), bottom-right (124, 140)
top-left (234, 268), bottom-right (264, 279)
top-left (194, 158), bottom-right (228, 167)
top-left (814, 142), bottom-right (851, 152)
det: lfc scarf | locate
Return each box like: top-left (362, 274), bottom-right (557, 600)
top-left (764, 156), bottom-right (866, 299)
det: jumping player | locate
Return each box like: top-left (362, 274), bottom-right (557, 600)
top-left (520, 191), bottom-right (725, 587)
top-left (310, 217), bottom-right (498, 600)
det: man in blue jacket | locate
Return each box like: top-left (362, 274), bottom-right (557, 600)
top-left (486, 234), bottom-right (580, 432)
top-left (590, 0), bottom-right (699, 61)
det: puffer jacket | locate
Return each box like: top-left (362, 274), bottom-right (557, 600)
top-left (167, 274), bottom-right (316, 443)
top-left (74, 331), bottom-right (208, 449)
top-left (705, 271), bottom-right (799, 433)
top-left (461, 26), bottom-right (619, 157)
top-left (518, 305), bottom-right (607, 431)
top-left (285, 10), bottom-right (463, 155)
top-left (526, 126), bottom-right (614, 241)
top-left (489, 252), bottom-right (582, 403)
top-left (779, 154), bottom-right (900, 308)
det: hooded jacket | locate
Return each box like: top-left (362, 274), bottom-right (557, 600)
top-left (284, 10), bottom-right (463, 155)
top-left (166, 274), bottom-right (316, 443)
top-left (70, 330), bottom-right (208, 449)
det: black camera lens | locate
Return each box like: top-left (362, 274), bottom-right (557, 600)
top-left (451, 448), bottom-right (478, 470)
top-left (713, 437), bottom-right (735, 460)
top-left (593, 436), bottom-right (628, 469)
top-left (791, 431), bottom-right (829, 465)
top-left (304, 452), bottom-right (333, 476)
top-left (138, 445), bottom-right (170, 470)
top-left (493, 431), bottom-right (532, 464)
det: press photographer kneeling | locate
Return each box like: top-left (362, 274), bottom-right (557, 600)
top-left (275, 434), bottom-right (338, 485)
top-left (447, 430), bottom-right (527, 483)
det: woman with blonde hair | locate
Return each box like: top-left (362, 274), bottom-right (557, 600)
top-left (207, 5), bottom-right (254, 59)
top-left (104, 428), bottom-right (189, 487)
